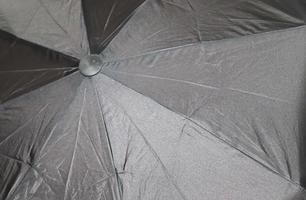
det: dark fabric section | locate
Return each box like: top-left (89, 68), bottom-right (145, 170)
top-left (103, 0), bottom-right (306, 60)
top-left (0, 30), bottom-right (79, 103)
top-left (81, 0), bottom-right (145, 54)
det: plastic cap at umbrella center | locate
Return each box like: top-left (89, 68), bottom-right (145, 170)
top-left (79, 55), bottom-right (102, 77)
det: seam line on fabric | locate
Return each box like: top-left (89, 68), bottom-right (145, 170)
top-left (102, 24), bottom-right (306, 63)
top-left (92, 79), bottom-right (123, 200)
top-left (101, 74), bottom-right (306, 193)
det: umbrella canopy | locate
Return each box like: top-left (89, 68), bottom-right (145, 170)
top-left (0, 0), bottom-right (306, 199)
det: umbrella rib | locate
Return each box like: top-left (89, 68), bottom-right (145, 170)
top-left (63, 87), bottom-right (86, 200)
top-left (36, 124), bottom-right (59, 162)
top-left (92, 80), bottom-right (123, 199)
top-left (82, 125), bottom-right (111, 175)
top-left (227, 87), bottom-right (292, 104)
top-left (0, 29), bottom-right (80, 67)
top-left (28, 166), bottom-right (56, 196)
top-left (21, 4), bottom-right (41, 36)
top-left (0, 67), bottom-right (78, 73)
top-left (100, 75), bottom-right (306, 193)
top-left (81, 0), bottom-right (147, 53)
top-left (179, 107), bottom-right (306, 192)
top-left (5, 165), bottom-right (31, 200)
top-left (96, 7), bottom-right (140, 53)
top-left (104, 69), bottom-right (292, 104)
top-left (152, 92), bottom-right (306, 192)
top-left (102, 24), bottom-right (306, 63)
top-left (100, 90), bottom-right (189, 200)
top-left (104, 69), bottom-right (220, 90)
top-left (103, 2), bottom-right (117, 32)
top-left (0, 153), bottom-right (56, 196)
top-left (37, 0), bottom-right (80, 52)
top-left (128, 116), bottom-right (189, 200)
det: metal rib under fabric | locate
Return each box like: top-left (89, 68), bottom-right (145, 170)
top-left (0, 30), bottom-right (79, 103)
top-left (101, 0), bottom-right (306, 193)
top-left (0, 74), bottom-right (120, 200)
top-left (102, 25), bottom-right (306, 190)
top-left (1, 0), bottom-right (306, 199)
top-left (0, 0), bottom-right (89, 58)
top-left (81, 0), bottom-right (145, 53)
top-left (93, 74), bottom-right (306, 200)
top-left (1, 72), bottom-right (305, 200)
top-left (103, 0), bottom-right (306, 59)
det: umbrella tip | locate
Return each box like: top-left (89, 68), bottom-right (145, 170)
top-left (79, 54), bottom-right (102, 77)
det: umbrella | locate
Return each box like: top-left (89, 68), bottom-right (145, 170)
top-left (0, 0), bottom-right (306, 199)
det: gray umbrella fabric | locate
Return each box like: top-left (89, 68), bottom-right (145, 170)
top-left (0, 0), bottom-right (306, 200)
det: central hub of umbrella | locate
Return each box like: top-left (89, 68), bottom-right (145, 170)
top-left (79, 54), bottom-right (102, 77)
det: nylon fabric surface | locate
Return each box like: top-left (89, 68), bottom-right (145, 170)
top-left (0, 30), bottom-right (79, 103)
top-left (103, 0), bottom-right (306, 60)
top-left (0, 0), bottom-right (306, 199)
top-left (93, 74), bottom-right (306, 200)
top-left (102, 25), bottom-right (306, 187)
top-left (0, 74), bottom-right (120, 200)
top-left (82, 0), bottom-right (145, 53)
top-left (0, 0), bottom-right (89, 58)
top-left (1, 70), bottom-right (306, 199)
